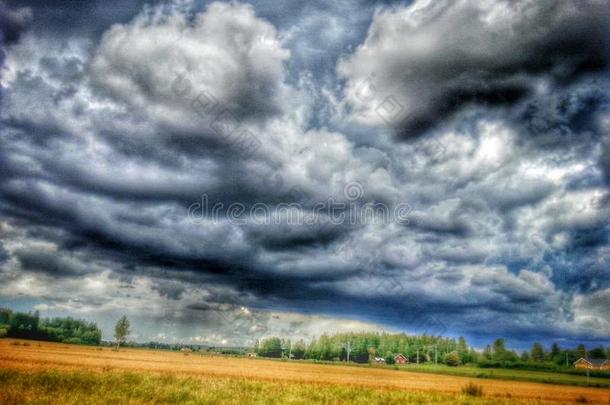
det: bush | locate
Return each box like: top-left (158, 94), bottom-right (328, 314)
top-left (462, 382), bottom-right (483, 397)
top-left (0, 325), bottom-right (9, 338)
top-left (0, 308), bottom-right (11, 324)
top-left (62, 337), bottom-right (84, 345)
top-left (477, 359), bottom-right (559, 371)
top-left (443, 351), bottom-right (461, 367)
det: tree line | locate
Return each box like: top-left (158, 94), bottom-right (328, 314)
top-left (255, 332), bottom-right (476, 364)
top-left (255, 333), bottom-right (610, 371)
top-left (3, 306), bottom-right (609, 373)
top-left (0, 308), bottom-right (101, 345)
top-left (478, 339), bottom-right (610, 371)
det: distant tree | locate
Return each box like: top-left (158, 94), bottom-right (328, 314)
top-left (114, 315), bottom-right (130, 350)
top-left (468, 348), bottom-right (480, 363)
top-left (0, 308), bottom-right (11, 325)
top-left (520, 351), bottom-right (530, 362)
top-left (482, 345), bottom-right (492, 360)
top-left (457, 336), bottom-right (468, 352)
top-left (589, 346), bottom-right (606, 359)
top-left (291, 339), bottom-right (306, 360)
top-left (457, 336), bottom-right (470, 363)
top-left (531, 343), bottom-right (545, 362)
top-left (443, 351), bottom-right (461, 367)
top-left (549, 342), bottom-right (563, 364)
top-left (280, 338), bottom-right (291, 358)
top-left (504, 350), bottom-right (519, 362)
top-left (9, 312), bottom-right (39, 336)
top-left (1, 308), bottom-right (101, 344)
top-left (385, 353), bottom-right (396, 365)
top-left (550, 342), bottom-right (560, 357)
top-left (305, 336), bottom-right (318, 359)
top-left (575, 344), bottom-right (587, 359)
top-left (318, 334), bottom-right (336, 360)
top-left (492, 338), bottom-right (506, 360)
top-left (367, 347), bottom-right (377, 362)
top-left (258, 337), bottom-right (282, 358)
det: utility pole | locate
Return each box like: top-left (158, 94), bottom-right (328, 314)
top-left (345, 341), bottom-right (351, 363)
top-left (435, 344), bottom-right (438, 365)
top-left (416, 349), bottom-right (419, 364)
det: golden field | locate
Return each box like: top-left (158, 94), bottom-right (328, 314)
top-left (1, 339), bottom-right (609, 404)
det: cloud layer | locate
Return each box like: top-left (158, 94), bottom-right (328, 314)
top-left (0, 0), bottom-right (609, 347)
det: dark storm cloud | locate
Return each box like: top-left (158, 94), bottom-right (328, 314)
top-left (0, 171), bottom-right (350, 306)
top-left (0, 1), bottom-right (31, 92)
top-left (409, 210), bottom-right (473, 237)
top-left (4, 0), bottom-right (147, 37)
top-left (517, 83), bottom-right (610, 149)
top-left (568, 225), bottom-right (609, 251)
top-left (0, 1), bottom-right (31, 46)
top-left (15, 248), bottom-right (92, 277)
top-left (601, 141), bottom-right (610, 186)
top-left (151, 279), bottom-right (186, 300)
top-left (244, 220), bottom-right (346, 251)
top-left (340, 0), bottom-right (610, 138)
top-left (0, 241), bottom-right (8, 264)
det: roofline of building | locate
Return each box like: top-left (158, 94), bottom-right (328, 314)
top-left (573, 357), bottom-right (609, 365)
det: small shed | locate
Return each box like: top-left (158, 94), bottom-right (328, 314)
top-left (394, 353), bottom-right (408, 364)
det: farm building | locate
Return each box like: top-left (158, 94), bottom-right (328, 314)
top-left (373, 356), bottom-right (386, 364)
top-left (180, 347), bottom-right (193, 353)
top-left (573, 358), bottom-right (610, 370)
top-left (394, 354), bottom-right (408, 364)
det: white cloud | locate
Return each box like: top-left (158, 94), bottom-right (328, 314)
top-left (91, 1), bottom-right (291, 134)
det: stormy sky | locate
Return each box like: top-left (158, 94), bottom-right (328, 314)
top-left (0, 0), bottom-right (609, 349)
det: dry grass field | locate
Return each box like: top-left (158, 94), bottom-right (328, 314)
top-left (1, 339), bottom-right (609, 404)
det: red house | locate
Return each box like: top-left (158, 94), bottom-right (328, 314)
top-left (394, 353), bottom-right (408, 364)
